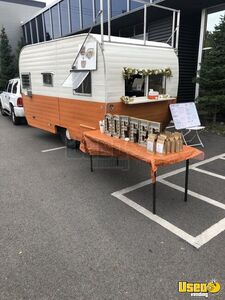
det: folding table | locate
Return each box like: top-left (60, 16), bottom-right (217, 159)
top-left (80, 130), bottom-right (204, 214)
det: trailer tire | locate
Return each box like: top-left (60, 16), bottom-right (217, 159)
top-left (58, 128), bottom-right (79, 149)
top-left (65, 138), bottom-right (79, 149)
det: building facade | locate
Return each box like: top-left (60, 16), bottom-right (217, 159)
top-left (0, 0), bottom-right (45, 52)
top-left (21, 0), bottom-right (225, 101)
top-left (21, 0), bottom-right (152, 44)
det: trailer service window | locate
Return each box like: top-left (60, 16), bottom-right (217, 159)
top-left (125, 75), bottom-right (145, 97)
top-left (125, 74), bottom-right (166, 97)
top-left (149, 75), bottom-right (166, 94)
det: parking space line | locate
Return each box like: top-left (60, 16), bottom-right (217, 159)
top-left (112, 169), bottom-right (187, 196)
top-left (112, 179), bottom-right (151, 195)
top-left (112, 153), bottom-right (225, 248)
top-left (191, 167), bottom-right (225, 181)
top-left (195, 217), bottom-right (225, 248)
top-left (189, 153), bottom-right (225, 168)
top-left (41, 146), bottom-right (66, 153)
top-left (159, 178), bottom-right (225, 211)
top-left (112, 192), bottom-right (199, 248)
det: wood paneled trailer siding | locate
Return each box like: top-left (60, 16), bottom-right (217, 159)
top-left (19, 34), bottom-right (179, 141)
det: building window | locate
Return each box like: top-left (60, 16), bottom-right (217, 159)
top-left (73, 71), bottom-right (92, 95)
top-left (31, 19), bottom-right (38, 43)
top-left (125, 75), bottom-right (145, 97)
top-left (70, 0), bottom-right (81, 32)
top-left (25, 23), bottom-right (32, 44)
top-left (51, 4), bottom-right (61, 38)
top-left (149, 75), bottom-right (166, 94)
top-left (42, 73), bottom-right (54, 86)
top-left (95, 0), bottom-right (108, 21)
top-left (111, 0), bottom-right (127, 17)
top-left (60, 0), bottom-right (70, 35)
top-left (44, 10), bottom-right (52, 40)
top-left (21, 74), bottom-right (31, 89)
top-left (81, 0), bottom-right (94, 28)
top-left (130, 0), bottom-right (143, 10)
top-left (37, 15), bottom-right (44, 42)
top-left (22, 26), bottom-right (26, 44)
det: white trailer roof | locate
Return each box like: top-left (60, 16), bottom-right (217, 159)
top-left (92, 34), bottom-right (171, 48)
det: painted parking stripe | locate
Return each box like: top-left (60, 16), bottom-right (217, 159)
top-left (196, 217), bottom-right (225, 248)
top-left (112, 189), bottom-right (225, 249)
top-left (41, 146), bottom-right (66, 153)
top-left (112, 179), bottom-right (151, 195)
top-left (159, 178), bottom-right (225, 211)
top-left (191, 167), bottom-right (225, 181)
top-left (189, 153), bottom-right (225, 168)
top-left (112, 153), bottom-right (225, 248)
top-left (112, 192), bottom-right (199, 248)
top-left (112, 153), bottom-right (225, 201)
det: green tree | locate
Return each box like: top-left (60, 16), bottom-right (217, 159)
top-left (196, 15), bottom-right (225, 123)
top-left (203, 30), bottom-right (214, 48)
top-left (15, 37), bottom-right (25, 76)
top-left (0, 27), bottom-right (16, 91)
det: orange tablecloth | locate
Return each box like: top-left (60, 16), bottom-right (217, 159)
top-left (80, 130), bottom-right (204, 182)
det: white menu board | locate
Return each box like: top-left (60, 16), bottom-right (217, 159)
top-left (75, 42), bottom-right (97, 71)
top-left (169, 102), bottom-right (201, 130)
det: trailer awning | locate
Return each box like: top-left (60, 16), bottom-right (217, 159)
top-left (62, 71), bottom-right (89, 89)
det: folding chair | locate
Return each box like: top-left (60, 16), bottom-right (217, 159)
top-left (169, 102), bottom-right (205, 148)
top-left (182, 126), bottom-right (205, 147)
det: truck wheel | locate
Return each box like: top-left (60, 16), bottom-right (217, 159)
top-left (0, 102), bottom-right (7, 116)
top-left (11, 107), bottom-right (20, 125)
top-left (59, 128), bottom-right (79, 149)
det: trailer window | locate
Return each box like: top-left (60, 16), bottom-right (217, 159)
top-left (125, 75), bottom-right (145, 97)
top-left (42, 73), bottom-right (53, 86)
top-left (74, 72), bottom-right (92, 95)
top-left (149, 75), bottom-right (166, 94)
top-left (21, 74), bottom-right (31, 89)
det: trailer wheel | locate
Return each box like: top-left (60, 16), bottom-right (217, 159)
top-left (58, 128), bottom-right (79, 149)
top-left (65, 138), bottom-right (79, 149)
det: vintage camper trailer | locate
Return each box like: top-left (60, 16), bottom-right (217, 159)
top-left (19, 33), bottom-right (179, 145)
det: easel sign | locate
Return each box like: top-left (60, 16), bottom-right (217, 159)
top-left (169, 102), bottom-right (201, 130)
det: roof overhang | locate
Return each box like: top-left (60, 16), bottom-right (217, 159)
top-left (155, 0), bottom-right (225, 12)
top-left (0, 0), bottom-right (45, 8)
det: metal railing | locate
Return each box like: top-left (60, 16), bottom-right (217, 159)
top-left (100, 0), bottom-right (180, 51)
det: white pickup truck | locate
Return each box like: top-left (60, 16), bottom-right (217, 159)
top-left (0, 78), bottom-right (25, 125)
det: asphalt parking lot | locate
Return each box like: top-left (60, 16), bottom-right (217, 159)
top-left (0, 115), bottom-right (225, 300)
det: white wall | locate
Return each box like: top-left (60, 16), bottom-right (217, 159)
top-left (0, 1), bottom-right (44, 52)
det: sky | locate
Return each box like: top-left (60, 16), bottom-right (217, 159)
top-left (44, 0), bottom-right (55, 5)
top-left (207, 10), bottom-right (225, 31)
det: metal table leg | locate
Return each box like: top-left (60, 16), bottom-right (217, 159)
top-left (90, 155), bottom-right (93, 172)
top-left (153, 172), bottom-right (157, 214)
top-left (184, 159), bottom-right (189, 202)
